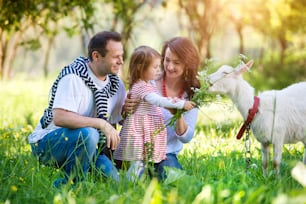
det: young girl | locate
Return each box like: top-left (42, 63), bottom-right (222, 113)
top-left (113, 45), bottom-right (194, 181)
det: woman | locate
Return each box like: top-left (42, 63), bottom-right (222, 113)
top-left (123, 37), bottom-right (201, 180)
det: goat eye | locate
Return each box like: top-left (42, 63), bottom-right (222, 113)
top-left (222, 71), bottom-right (229, 75)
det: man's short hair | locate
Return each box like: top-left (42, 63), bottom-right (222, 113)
top-left (88, 31), bottom-right (122, 61)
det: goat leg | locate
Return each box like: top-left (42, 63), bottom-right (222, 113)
top-left (273, 143), bottom-right (283, 176)
top-left (261, 143), bottom-right (270, 177)
top-left (303, 143), bottom-right (306, 164)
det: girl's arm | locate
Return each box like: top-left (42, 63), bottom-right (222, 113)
top-left (144, 92), bottom-right (185, 109)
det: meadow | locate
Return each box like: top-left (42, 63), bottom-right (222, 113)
top-left (0, 79), bottom-right (305, 204)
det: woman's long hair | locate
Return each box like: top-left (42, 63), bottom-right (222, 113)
top-left (161, 37), bottom-right (201, 99)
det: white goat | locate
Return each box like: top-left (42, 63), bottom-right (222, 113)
top-left (208, 60), bottom-right (306, 176)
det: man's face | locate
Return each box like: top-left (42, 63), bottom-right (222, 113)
top-left (97, 40), bottom-right (124, 76)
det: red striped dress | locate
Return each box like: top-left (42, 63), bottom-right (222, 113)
top-left (114, 80), bottom-right (166, 163)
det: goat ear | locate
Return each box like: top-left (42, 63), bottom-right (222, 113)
top-left (246, 60), bottom-right (254, 68)
top-left (235, 60), bottom-right (254, 74)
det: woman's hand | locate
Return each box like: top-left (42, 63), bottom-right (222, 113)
top-left (167, 108), bottom-right (177, 115)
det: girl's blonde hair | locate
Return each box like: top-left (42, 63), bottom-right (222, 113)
top-left (128, 45), bottom-right (161, 89)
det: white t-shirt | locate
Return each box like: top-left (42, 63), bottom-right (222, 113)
top-left (28, 68), bottom-right (126, 143)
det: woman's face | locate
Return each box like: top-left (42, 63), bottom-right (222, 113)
top-left (163, 47), bottom-right (185, 79)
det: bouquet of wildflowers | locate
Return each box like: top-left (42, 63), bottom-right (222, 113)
top-left (167, 59), bottom-right (216, 127)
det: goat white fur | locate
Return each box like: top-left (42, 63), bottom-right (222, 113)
top-left (208, 60), bottom-right (306, 176)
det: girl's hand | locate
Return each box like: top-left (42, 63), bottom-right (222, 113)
top-left (183, 101), bottom-right (195, 111)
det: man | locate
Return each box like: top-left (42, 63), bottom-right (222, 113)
top-left (28, 31), bottom-right (126, 187)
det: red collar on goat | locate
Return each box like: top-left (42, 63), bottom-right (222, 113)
top-left (236, 96), bottom-right (260, 139)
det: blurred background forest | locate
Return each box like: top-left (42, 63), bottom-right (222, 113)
top-left (1, 0), bottom-right (305, 90)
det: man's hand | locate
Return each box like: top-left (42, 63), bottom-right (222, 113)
top-left (100, 122), bottom-right (120, 150)
top-left (123, 93), bottom-right (140, 114)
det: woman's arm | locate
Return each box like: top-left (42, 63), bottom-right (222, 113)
top-left (175, 114), bottom-right (188, 135)
top-left (174, 108), bottom-right (199, 143)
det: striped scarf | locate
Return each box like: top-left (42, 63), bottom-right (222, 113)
top-left (40, 56), bottom-right (120, 146)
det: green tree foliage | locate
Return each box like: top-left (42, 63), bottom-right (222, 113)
top-left (0, 0), bottom-right (305, 86)
top-left (103, 0), bottom-right (163, 59)
top-left (0, 0), bottom-right (96, 80)
top-left (256, 0), bottom-right (306, 62)
top-left (177, 0), bottom-right (224, 60)
top-left (0, 0), bottom-right (36, 80)
top-left (175, 0), bottom-right (305, 88)
top-left (0, 0), bottom-right (164, 79)
top-left (241, 0), bottom-right (306, 89)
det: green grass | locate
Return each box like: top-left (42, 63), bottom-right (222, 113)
top-left (0, 79), bottom-right (305, 204)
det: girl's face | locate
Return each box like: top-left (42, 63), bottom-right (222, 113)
top-left (163, 47), bottom-right (185, 80)
top-left (143, 57), bottom-right (162, 81)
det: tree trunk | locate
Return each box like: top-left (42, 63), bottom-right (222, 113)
top-left (0, 28), bottom-right (3, 80)
top-left (43, 36), bottom-right (55, 78)
top-left (278, 35), bottom-right (287, 64)
top-left (237, 26), bottom-right (244, 54)
top-left (3, 31), bottom-right (21, 80)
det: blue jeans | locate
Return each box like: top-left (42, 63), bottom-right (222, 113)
top-left (155, 153), bottom-right (183, 180)
top-left (95, 153), bottom-right (119, 181)
top-left (31, 127), bottom-right (119, 183)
